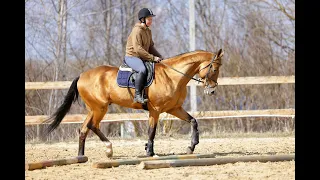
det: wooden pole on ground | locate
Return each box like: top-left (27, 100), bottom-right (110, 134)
top-left (139, 154), bottom-right (295, 170)
top-left (25, 156), bottom-right (88, 170)
top-left (92, 153), bottom-right (217, 168)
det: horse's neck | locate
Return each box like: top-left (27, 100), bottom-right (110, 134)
top-left (163, 56), bottom-right (202, 87)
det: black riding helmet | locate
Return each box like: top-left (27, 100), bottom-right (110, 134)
top-left (138, 8), bottom-right (156, 24)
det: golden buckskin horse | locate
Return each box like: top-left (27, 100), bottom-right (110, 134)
top-left (44, 49), bottom-right (224, 157)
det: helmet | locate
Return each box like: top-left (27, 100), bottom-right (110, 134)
top-left (138, 8), bottom-right (156, 21)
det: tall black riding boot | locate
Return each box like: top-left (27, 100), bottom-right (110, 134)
top-left (134, 72), bottom-right (148, 104)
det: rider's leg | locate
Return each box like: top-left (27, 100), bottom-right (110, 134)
top-left (124, 56), bottom-right (148, 103)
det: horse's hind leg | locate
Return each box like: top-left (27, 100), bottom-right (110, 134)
top-left (166, 107), bottom-right (199, 154)
top-left (78, 110), bottom-right (93, 156)
top-left (88, 109), bottom-right (113, 157)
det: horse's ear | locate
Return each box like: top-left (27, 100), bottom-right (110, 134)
top-left (219, 49), bottom-right (224, 57)
top-left (216, 49), bottom-right (224, 58)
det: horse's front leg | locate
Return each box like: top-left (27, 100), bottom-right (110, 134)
top-left (166, 107), bottom-right (199, 154)
top-left (145, 111), bottom-right (160, 156)
top-left (188, 117), bottom-right (199, 153)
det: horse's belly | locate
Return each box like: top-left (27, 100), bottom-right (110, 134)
top-left (109, 88), bottom-right (143, 109)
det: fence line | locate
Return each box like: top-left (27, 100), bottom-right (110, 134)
top-left (25, 75), bottom-right (295, 137)
top-left (25, 109), bottom-right (295, 125)
top-left (25, 76), bottom-right (295, 90)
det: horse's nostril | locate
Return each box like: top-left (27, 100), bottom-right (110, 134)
top-left (211, 91), bottom-right (215, 95)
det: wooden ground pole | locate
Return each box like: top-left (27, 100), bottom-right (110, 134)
top-left (139, 154), bottom-right (295, 170)
top-left (25, 156), bottom-right (88, 170)
top-left (93, 153), bottom-right (217, 168)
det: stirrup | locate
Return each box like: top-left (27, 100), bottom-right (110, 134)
top-left (134, 94), bottom-right (148, 104)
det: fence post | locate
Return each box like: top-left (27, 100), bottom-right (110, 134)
top-left (36, 124), bottom-right (45, 141)
top-left (189, 0), bottom-right (197, 112)
top-left (120, 123), bottom-right (124, 138)
top-left (36, 124), bottom-right (40, 141)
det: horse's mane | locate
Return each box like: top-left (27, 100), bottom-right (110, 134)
top-left (161, 50), bottom-right (212, 67)
top-left (165, 49), bottom-right (208, 60)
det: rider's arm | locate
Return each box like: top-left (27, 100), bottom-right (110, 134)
top-left (132, 28), bottom-right (155, 61)
top-left (149, 39), bottom-right (162, 58)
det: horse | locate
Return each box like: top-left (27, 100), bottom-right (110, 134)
top-left (44, 49), bottom-right (224, 157)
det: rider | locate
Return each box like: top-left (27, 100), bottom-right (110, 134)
top-left (125, 8), bottom-right (163, 104)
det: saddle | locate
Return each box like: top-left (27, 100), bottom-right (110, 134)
top-left (116, 60), bottom-right (155, 88)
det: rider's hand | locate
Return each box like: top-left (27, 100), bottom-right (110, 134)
top-left (154, 56), bottom-right (163, 63)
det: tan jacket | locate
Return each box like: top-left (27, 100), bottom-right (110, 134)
top-left (125, 23), bottom-right (162, 61)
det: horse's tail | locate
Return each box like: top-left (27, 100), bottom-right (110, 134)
top-left (44, 76), bottom-right (80, 135)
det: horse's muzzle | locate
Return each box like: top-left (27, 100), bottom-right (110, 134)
top-left (204, 86), bottom-right (216, 95)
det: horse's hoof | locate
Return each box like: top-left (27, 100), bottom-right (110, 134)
top-left (146, 151), bottom-right (155, 156)
top-left (186, 146), bottom-right (194, 154)
top-left (106, 148), bottom-right (113, 158)
top-left (106, 152), bottom-right (113, 158)
top-left (104, 142), bottom-right (113, 158)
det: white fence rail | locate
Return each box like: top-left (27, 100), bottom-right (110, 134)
top-left (25, 109), bottom-right (295, 125)
top-left (25, 76), bottom-right (295, 90)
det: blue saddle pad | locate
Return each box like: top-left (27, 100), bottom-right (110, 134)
top-left (116, 61), bottom-right (154, 89)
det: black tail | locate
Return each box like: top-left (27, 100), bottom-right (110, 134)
top-left (44, 76), bottom-right (80, 135)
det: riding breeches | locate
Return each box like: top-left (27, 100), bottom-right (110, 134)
top-left (124, 56), bottom-right (147, 75)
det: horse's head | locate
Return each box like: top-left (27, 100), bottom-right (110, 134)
top-left (198, 49), bottom-right (224, 95)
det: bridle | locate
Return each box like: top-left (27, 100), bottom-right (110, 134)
top-left (159, 53), bottom-right (222, 89)
top-left (198, 54), bottom-right (222, 89)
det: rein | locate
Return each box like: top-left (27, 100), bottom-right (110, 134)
top-left (159, 61), bottom-right (204, 83)
top-left (159, 53), bottom-right (221, 84)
